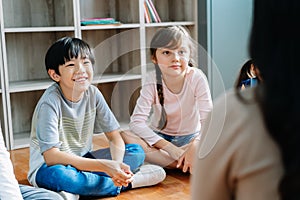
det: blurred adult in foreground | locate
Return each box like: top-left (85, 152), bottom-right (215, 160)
top-left (191, 0), bottom-right (299, 199)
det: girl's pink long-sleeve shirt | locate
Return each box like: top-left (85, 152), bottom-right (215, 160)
top-left (129, 67), bottom-right (213, 146)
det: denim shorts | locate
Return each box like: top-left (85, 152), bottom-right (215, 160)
top-left (155, 131), bottom-right (199, 147)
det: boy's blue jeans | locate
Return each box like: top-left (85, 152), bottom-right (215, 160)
top-left (35, 144), bottom-right (145, 197)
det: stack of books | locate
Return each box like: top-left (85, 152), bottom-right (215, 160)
top-left (81, 18), bottom-right (121, 26)
top-left (144, 0), bottom-right (161, 23)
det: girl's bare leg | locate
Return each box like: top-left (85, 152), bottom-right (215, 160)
top-left (121, 130), bottom-right (178, 168)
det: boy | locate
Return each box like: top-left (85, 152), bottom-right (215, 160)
top-left (27, 37), bottom-right (165, 198)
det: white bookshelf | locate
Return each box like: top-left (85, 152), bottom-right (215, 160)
top-left (0, 0), bottom-right (198, 150)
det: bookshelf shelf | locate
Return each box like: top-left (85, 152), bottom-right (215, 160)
top-left (8, 74), bottom-right (142, 93)
top-left (8, 80), bottom-right (54, 93)
top-left (144, 21), bottom-right (196, 27)
top-left (4, 27), bottom-right (76, 33)
top-left (0, 0), bottom-right (198, 150)
top-left (11, 131), bottom-right (31, 149)
top-left (80, 24), bottom-right (141, 30)
top-left (92, 74), bottom-right (142, 84)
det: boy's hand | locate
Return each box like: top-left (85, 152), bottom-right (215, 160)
top-left (99, 160), bottom-right (133, 187)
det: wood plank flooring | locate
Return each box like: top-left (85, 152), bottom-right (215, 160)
top-left (9, 134), bottom-right (191, 200)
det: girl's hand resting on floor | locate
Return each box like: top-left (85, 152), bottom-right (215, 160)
top-left (177, 139), bottom-right (199, 173)
top-left (177, 151), bottom-right (192, 173)
top-left (99, 159), bottom-right (133, 187)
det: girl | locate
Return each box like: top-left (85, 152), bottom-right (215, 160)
top-left (235, 59), bottom-right (262, 90)
top-left (122, 26), bottom-right (213, 173)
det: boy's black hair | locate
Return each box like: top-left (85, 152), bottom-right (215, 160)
top-left (45, 37), bottom-right (95, 75)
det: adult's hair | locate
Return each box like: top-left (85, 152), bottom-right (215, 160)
top-left (250, 0), bottom-right (300, 199)
top-left (45, 37), bottom-right (95, 75)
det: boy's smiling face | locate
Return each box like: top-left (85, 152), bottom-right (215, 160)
top-left (49, 55), bottom-right (94, 102)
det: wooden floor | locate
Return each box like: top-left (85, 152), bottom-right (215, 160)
top-left (9, 134), bottom-right (191, 200)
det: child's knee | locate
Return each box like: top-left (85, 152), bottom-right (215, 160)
top-left (125, 144), bottom-right (145, 164)
top-left (125, 143), bottom-right (144, 154)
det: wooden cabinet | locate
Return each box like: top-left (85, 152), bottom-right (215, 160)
top-left (0, 0), bottom-right (197, 150)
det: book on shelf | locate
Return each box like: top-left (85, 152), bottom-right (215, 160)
top-left (144, 2), bottom-right (151, 23)
top-left (144, 0), bottom-right (161, 23)
top-left (81, 18), bottom-right (121, 26)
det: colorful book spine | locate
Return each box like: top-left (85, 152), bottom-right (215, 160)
top-left (147, 0), bottom-right (161, 22)
top-left (144, 0), bottom-right (161, 23)
top-left (144, 1), bottom-right (151, 23)
top-left (145, 0), bottom-right (156, 22)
